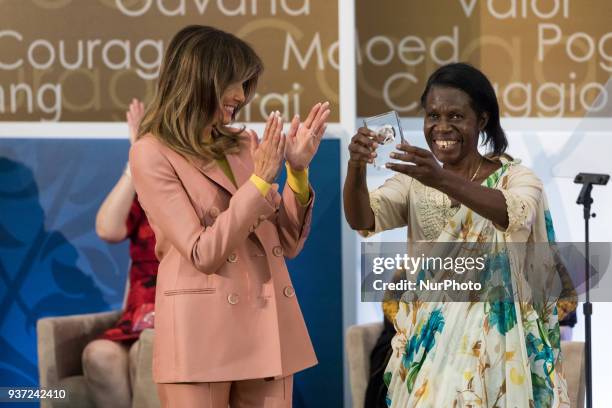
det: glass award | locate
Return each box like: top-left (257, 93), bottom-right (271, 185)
top-left (363, 110), bottom-right (405, 170)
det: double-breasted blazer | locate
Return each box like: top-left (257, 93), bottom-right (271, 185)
top-left (129, 134), bottom-right (318, 383)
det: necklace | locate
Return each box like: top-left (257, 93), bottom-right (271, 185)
top-left (470, 157), bottom-right (484, 182)
top-left (439, 156), bottom-right (485, 209)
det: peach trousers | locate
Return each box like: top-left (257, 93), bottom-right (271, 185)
top-left (157, 376), bottom-right (293, 408)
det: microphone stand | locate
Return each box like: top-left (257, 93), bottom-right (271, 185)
top-left (574, 172), bottom-right (609, 408)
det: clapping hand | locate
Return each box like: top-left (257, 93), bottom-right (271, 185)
top-left (248, 111), bottom-right (286, 183)
top-left (284, 102), bottom-right (330, 171)
top-left (126, 98), bottom-right (145, 145)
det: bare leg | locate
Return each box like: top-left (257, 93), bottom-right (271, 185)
top-left (128, 340), bottom-right (140, 388)
top-left (82, 339), bottom-right (131, 408)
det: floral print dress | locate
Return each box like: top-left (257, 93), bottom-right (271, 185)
top-left (363, 157), bottom-right (570, 408)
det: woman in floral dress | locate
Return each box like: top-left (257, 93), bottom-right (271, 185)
top-left (344, 63), bottom-right (569, 407)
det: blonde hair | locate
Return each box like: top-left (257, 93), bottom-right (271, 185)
top-left (139, 25), bottom-right (263, 160)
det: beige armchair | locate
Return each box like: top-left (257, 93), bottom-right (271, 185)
top-left (37, 311), bottom-right (159, 408)
top-left (346, 322), bottom-right (585, 408)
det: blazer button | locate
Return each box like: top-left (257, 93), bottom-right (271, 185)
top-left (272, 246), bottom-right (283, 257)
top-left (258, 214), bottom-right (267, 222)
top-left (249, 225), bottom-right (256, 233)
top-left (208, 207), bottom-right (220, 218)
top-left (227, 253), bottom-right (238, 263)
top-left (227, 293), bottom-right (239, 305)
top-left (283, 286), bottom-right (295, 298)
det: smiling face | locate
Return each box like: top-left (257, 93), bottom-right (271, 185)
top-left (217, 81), bottom-right (246, 125)
top-left (423, 86), bottom-right (488, 165)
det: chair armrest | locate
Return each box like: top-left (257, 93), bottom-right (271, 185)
top-left (132, 329), bottom-right (160, 408)
top-left (37, 310), bottom-right (121, 387)
top-left (346, 322), bottom-right (384, 408)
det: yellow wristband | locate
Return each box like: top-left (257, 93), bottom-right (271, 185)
top-left (286, 163), bottom-right (310, 205)
top-left (250, 174), bottom-right (271, 197)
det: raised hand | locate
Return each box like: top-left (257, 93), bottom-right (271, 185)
top-left (348, 127), bottom-right (379, 165)
top-left (249, 111), bottom-right (286, 183)
top-left (126, 98), bottom-right (145, 145)
top-left (284, 102), bottom-right (330, 171)
top-left (386, 143), bottom-right (445, 188)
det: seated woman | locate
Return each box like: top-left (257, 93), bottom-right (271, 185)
top-left (345, 63), bottom-right (570, 407)
top-left (82, 99), bottom-right (158, 408)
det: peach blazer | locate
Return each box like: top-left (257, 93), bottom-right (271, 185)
top-left (129, 135), bottom-right (318, 383)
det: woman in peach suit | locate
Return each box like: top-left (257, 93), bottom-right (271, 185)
top-left (129, 25), bottom-right (330, 407)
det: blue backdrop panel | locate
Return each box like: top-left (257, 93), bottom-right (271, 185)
top-left (281, 139), bottom-right (343, 408)
top-left (0, 138), bottom-right (342, 407)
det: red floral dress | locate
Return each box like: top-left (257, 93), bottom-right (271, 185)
top-left (101, 197), bottom-right (158, 343)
